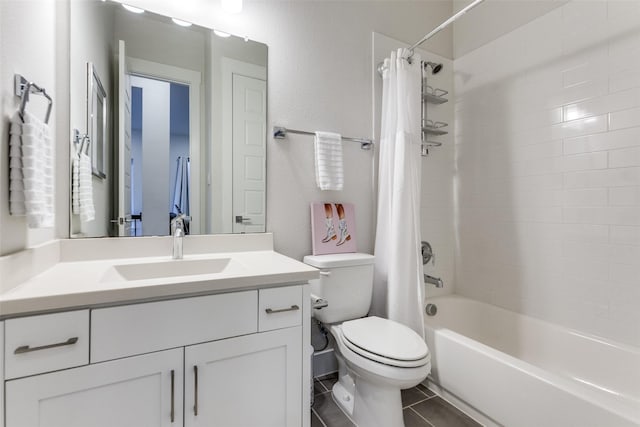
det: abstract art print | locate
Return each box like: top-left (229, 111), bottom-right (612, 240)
top-left (310, 202), bottom-right (357, 255)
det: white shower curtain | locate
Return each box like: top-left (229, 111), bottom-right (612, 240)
top-left (371, 48), bottom-right (425, 337)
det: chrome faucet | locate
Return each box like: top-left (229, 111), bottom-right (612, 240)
top-left (171, 214), bottom-right (188, 260)
top-left (424, 274), bottom-right (443, 288)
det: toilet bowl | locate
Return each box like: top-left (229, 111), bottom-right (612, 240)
top-left (304, 253), bottom-right (430, 427)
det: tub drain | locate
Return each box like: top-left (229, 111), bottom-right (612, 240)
top-left (425, 303), bottom-right (437, 316)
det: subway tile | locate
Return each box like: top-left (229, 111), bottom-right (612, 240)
top-left (562, 224), bottom-right (610, 243)
top-left (563, 207), bottom-right (640, 225)
top-left (607, 10), bottom-right (640, 40)
top-left (609, 69), bottom-right (640, 93)
top-left (609, 225), bottom-right (640, 245)
top-left (609, 32), bottom-right (640, 69)
top-left (563, 167), bottom-right (640, 188)
top-left (610, 107), bottom-right (640, 131)
top-left (564, 127), bottom-right (640, 154)
top-left (563, 152), bottom-right (608, 171)
top-left (563, 188), bottom-right (608, 207)
top-left (562, 240), bottom-right (610, 264)
top-left (562, 0), bottom-right (607, 29)
top-left (551, 114), bottom-right (607, 140)
top-left (610, 263), bottom-right (640, 286)
top-left (563, 61), bottom-right (607, 89)
top-left (562, 88), bottom-right (640, 121)
top-left (609, 186), bottom-right (640, 206)
top-left (608, 0), bottom-right (640, 22)
top-left (609, 146), bottom-right (640, 168)
top-left (552, 79), bottom-right (609, 108)
top-left (562, 258), bottom-right (609, 282)
top-left (609, 244), bottom-right (640, 265)
top-left (512, 140), bottom-right (563, 162)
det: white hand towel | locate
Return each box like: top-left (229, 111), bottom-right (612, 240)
top-left (72, 155), bottom-right (80, 214)
top-left (78, 152), bottom-right (95, 222)
top-left (21, 111), bottom-right (55, 228)
top-left (314, 131), bottom-right (343, 191)
top-left (9, 114), bottom-right (26, 215)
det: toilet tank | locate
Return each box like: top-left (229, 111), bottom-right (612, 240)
top-left (303, 253), bottom-right (375, 324)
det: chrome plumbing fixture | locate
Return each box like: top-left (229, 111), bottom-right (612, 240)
top-left (170, 214), bottom-right (189, 260)
top-left (421, 241), bottom-right (434, 265)
top-left (424, 61), bottom-right (443, 74)
top-left (424, 274), bottom-right (444, 288)
top-left (425, 304), bottom-right (438, 316)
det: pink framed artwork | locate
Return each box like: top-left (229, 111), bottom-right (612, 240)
top-left (310, 202), bottom-right (357, 255)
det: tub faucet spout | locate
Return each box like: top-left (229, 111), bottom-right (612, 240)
top-left (424, 274), bottom-right (443, 288)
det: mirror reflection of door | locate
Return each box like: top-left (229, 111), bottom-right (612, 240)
top-left (129, 77), bottom-right (190, 237)
top-left (232, 74), bottom-right (266, 233)
top-left (220, 58), bottom-right (267, 233)
top-left (115, 45), bottom-right (201, 238)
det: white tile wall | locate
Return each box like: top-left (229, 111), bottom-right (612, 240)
top-left (454, 0), bottom-right (640, 347)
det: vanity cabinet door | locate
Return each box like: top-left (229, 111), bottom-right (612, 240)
top-left (5, 348), bottom-right (183, 427)
top-left (185, 327), bottom-right (302, 427)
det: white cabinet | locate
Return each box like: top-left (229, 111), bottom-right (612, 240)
top-left (5, 348), bottom-right (183, 427)
top-left (2, 284), bottom-right (309, 427)
top-left (185, 327), bottom-right (302, 427)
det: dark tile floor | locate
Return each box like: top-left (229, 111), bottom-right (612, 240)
top-left (312, 373), bottom-right (482, 427)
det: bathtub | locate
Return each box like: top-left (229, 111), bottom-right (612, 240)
top-left (423, 295), bottom-right (640, 427)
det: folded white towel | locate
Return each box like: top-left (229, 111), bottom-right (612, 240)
top-left (22, 111), bottom-right (55, 228)
top-left (72, 155), bottom-right (80, 214)
top-left (78, 152), bottom-right (95, 222)
top-left (314, 131), bottom-right (344, 191)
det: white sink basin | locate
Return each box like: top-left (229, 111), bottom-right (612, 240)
top-left (102, 258), bottom-right (238, 282)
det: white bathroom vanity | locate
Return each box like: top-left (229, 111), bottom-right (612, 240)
top-left (0, 233), bottom-right (318, 427)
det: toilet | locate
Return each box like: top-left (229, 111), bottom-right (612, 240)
top-left (304, 253), bottom-right (430, 427)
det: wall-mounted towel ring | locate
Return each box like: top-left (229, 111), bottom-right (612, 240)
top-left (15, 74), bottom-right (53, 124)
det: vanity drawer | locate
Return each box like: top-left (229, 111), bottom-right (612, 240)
top-left (91, 291), bottom-right (258, 362)
top-left (4, 310), bottom-right (89, 379)
top-left (258, 285), bottom-right (303, 332)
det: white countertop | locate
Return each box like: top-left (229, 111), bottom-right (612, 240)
top-left (0, 235), bottom-right (319, 317)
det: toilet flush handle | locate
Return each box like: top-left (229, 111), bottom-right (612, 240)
top-left (311, 294), bottom-right (329, 310)
top-left (319, 270), bottom-right (331, 276)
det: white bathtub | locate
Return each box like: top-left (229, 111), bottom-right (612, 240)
top-left (423, 295), bottom-right (640, 427)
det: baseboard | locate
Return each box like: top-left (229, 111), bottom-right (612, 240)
top-left (313, 348), bottom-right (337, 377)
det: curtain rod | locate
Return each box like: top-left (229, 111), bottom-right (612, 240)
top-left (407, 0), bottom-right (484, 59)
top-left (376, 0), bottom-right (484, 75)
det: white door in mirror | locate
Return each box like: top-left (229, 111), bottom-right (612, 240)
top-left (232, 73), bottom-right (266, 233)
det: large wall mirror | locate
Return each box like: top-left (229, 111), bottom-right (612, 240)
top-left (69, 0), bottom-right (268, 238)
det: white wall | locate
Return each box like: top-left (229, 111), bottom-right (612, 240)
top-left (453, 0), bottom-right (567, 58)
top-left (0, 0), bottom-right (58, 255)
top-left (454, 0), bottom-right (640, 346)
top-left (122, 0), bottom-right (454, 260)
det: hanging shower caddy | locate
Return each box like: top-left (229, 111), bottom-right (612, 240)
top-left (421, 64), bottom-right (448, 156)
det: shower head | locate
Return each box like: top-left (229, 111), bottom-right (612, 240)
top-left (424, 61), bottom-right (443, 74)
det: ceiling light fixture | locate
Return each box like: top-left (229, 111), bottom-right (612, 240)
top-left (122, 4), bottom-right (145, 14)
top-left (214, 30), bottom-right (231, 38)
top-left (172, 18), bottom-right (192, 27)
top-left (221, 0), bottom-right (242, 14)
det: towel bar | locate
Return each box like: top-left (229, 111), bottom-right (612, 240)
top-left (273, 126), bottom-right (374, 150)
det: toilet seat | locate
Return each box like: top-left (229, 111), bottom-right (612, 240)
top-left (340, 317), bottom-right (429, 368)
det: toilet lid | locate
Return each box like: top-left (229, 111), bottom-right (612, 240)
top-left (341, 317), bottom-right (429, 363)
